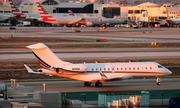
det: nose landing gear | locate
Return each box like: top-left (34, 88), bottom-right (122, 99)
top-left (156, 77), bottom-right (161, 85)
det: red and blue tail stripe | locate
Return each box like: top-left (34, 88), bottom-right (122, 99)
top-left (36, 2), bottom-right (57, 22)
top-left (9, 0), bottom-right (26, 19)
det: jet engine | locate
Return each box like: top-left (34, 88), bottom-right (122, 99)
top-left (85, 21), bottom-right (92, 27)
top-left (37, 68), bottom-right (55, 74)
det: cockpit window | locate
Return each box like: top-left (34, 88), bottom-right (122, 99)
top-left (158, 65), bottom-right (163, 68)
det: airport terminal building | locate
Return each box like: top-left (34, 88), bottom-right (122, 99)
top-left (0, 0), bottom-right (180, 24)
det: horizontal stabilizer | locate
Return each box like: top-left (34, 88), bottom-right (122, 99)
top-left (24, 64), bottom-right (44, 74)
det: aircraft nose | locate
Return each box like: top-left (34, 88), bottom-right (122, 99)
top-left (166, 69), bottom-right (172, 75)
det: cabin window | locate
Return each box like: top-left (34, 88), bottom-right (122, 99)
top-left (121, 68), bottom-right (123, 70)
top-left (135, 10), bottom-right (140, 14)
top-left (125, 68), bottom-right (127, 70)
top-left (92, 68), bottom-right (94, 71)
top-left (112, 68), bottom-right (114, 70)
top-left (137, 67), bottom-right (139, 70)
top-left (129, 68), bottom-right (131, 70)
top-left (145, 67), bottom-right (147, 70)
top-left (96, 68), bottom-right (98, 71)
top-left (133, 67), bottom-right (135, 70)
top-left (108, 68), bottom-right (110, 71)
top-left (141, 67), bottom-right (143, 70)
top-left (100, 68), bottom-right (101, 71)
top-left (104, 68), bottom-right (106, 71)
top-left (117, 68), bottom-right (119, 70)
top-left (94, 10), bottom-right (98, 13)
top-left (128, 10), bottom-right (133, 14)
top-left (150, 67), bottom-right (152, 70)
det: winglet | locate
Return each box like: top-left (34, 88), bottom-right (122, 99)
top-left (27, 43), bottom-right (47, 49)
top-left (80, 14), bottom-right (84, 19)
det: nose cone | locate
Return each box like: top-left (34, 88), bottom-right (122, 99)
top-left (166, 69), bottom-right (172, 75)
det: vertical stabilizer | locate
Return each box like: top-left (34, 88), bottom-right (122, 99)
top-left (27, 43), bottom-right (70, 69)
top-left (9, 0), bottom-right (26, 19)
top-left (36, 2), bottom-right (57, 23)
top-left (68, 10), bottom-right (75, 16)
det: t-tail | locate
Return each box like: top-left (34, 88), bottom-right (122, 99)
top-left (27, 43), bottom-right (70, 70)
top-left (36, 2), bottom-right (57, 24)
top-left (9, 0), bottom-right (26, 19)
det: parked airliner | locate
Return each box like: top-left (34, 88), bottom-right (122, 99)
top-left (166, 8), bottom-right (180, 27)
top-left (24, 43), bottom-right (172, 87)
top-left (36, 2), bottom-right (92, 27)
top-left (166, 18), bottom-right (180, 27)
top-left (68, 9), bottom-right (107, 26)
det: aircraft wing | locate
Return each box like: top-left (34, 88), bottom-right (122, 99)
top-left (99, 71), bottom-right (132, 82)
top-left (68, 18), bottom-right (83, 25)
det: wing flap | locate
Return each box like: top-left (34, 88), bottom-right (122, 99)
top-left (99, 71), bottom-right (132, 81)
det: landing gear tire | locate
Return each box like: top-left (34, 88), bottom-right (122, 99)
top-left (157, 82), bottom-right (161, 85)
top-left (84, 82), bottom-right (91, 86)
top-left (156, 77), bottom-right (161, 86)
top-left (95, 82), bottom-right (102, 87)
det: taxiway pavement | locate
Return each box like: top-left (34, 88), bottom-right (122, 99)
top-left (1, 48), bottom-right (180, 61)
top-left (4, 78), bottom-right (180, 92)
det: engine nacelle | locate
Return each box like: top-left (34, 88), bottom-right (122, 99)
top-left (85, 21), bottom-right (92, 27)
top-left (38, 18), bottom-right (43, 22)
top-left (37, 68), bottom-right (56, 74)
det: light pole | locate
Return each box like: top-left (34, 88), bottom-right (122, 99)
top-left (161, 91), bottom-right (163, 106)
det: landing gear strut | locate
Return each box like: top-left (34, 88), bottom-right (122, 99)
top-left (95, 81), bottom-right (102, 87)
top-left (84, 82), bottom-right (91, 86)
top-left (156, 77), bottom-right (161, 85)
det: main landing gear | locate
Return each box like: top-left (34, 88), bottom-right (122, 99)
top-left (156, 77), bottom-right (161, 85)
top-left (95, 81), bottom-right (102, 87)
top-left (84, 82), bottom-right (91, 86)
top-left (84, 81), bottom-right (102, 87)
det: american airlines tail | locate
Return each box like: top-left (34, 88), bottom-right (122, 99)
top-left (27, 43), bottom-right (70, 69)
top-left (9, 0), bottom-right (26, 19)
top-left (36, 2), bottom-right (57, 23)
top-left (68, 10), bottom-right (75, 16)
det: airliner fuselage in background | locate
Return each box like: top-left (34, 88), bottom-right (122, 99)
top-left (36, 2), bottom-right (93, 26)
top-left (0, 13), bottom-right (15, 22)
top-left (106, 18), bottom-right (125, 25)
top-left (83, 16), bottom-right (107, 26)
top-left (24, 43), bottom-right (172, 87)
top-left (166, 18), bottom-right (180, 26)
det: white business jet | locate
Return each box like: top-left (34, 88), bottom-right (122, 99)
top-left (24, 43), bottom-right (172, 87)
